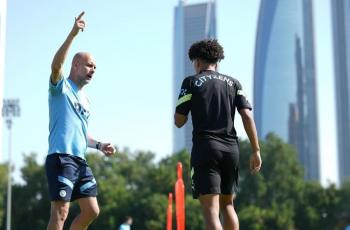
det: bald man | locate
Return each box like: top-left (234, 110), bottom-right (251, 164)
top-left (46, 12), bottom-right (115, 230)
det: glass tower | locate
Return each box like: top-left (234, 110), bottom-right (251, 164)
top-left (254, 0), bottom-right (320, 180)
top-left (331, 0), bottom-right (350, 184)
top-left (173, 0), bottom-right (216, 153)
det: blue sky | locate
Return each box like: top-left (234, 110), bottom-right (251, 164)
top-left (2, 0), bottom-right (337, 185)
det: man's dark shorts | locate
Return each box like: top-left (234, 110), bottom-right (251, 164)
top-left (45, 153), bottom-right (97, 202)
top-left (191, 140), bottom-right (239, 199)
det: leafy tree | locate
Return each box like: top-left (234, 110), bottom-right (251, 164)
top-left (237, 133), bottom-right (304, 229)
top-left (0, 163), bottom-right (8, 228)
top-left (295, 182), bottom-right (340, 229)
top-left (337, 180), bottom-right (350, 229)
top-left (10, 153), bottom-right (50, 230)
top-left (185, 195), bottom-right (204, 230)
top-left (130, 193), bottom-right (167, 230)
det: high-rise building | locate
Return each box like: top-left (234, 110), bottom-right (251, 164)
top-left (331, 0), bottom-right (350, 184)
top-left (0, 0), bottom-right (8, 160)
top-left (254, 0), bottom-right (320, 180)
top-left (173, 0), bottom-right (216, 153)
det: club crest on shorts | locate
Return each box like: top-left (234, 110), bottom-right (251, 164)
top-left (59, 190), bottom-right (67, 198)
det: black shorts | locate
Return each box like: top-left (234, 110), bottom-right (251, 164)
top-left (191, 140), bottom-right (239, 199)
top-left (45, 153), bottom-right (97, 202)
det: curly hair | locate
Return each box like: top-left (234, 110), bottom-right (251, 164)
top-left (188, 39), bottom-right (225, 63)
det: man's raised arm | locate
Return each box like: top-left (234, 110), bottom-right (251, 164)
top-left (50, 11), bottom-right (86, 84)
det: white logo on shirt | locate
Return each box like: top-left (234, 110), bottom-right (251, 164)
top-left (194, 75), bottom-right (233, 87)
top-left (237, 90), bottom-right (247, 97)
top-left (59, 190), bottom-right (67, 198)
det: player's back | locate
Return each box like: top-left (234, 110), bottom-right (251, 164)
top-left (189, 70), bottom-right (238, 142)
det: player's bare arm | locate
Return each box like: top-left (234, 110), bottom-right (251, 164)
top-left (50, 11), bottom-right (86, 85)
top-left (239, 108), bottom-right (262, 174)
top-left (87, 135), bottom-right (116, 157)
top-left (174, 113), bottom-right (188, 128)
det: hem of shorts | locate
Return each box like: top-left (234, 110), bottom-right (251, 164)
top-left (50, 194), bottom-right (97, 202)
top-left (193, 190), bottom-right (221, 199)
top-left (50, 197), bottom-right (71, 202)
top-left (71, 194), bottom-right (98, 202)
top-left (221, 191), bottom-right (238, 196)
top-left (193, 190), bottom-right (239, 199)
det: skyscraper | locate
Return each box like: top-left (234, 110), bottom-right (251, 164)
top-left (173, 0), bottom-right (216, 153)
top-left (0, 0), bottom-right (8, 160)
top-left (254, 0), bottom-right (320, 180)
top-left (331, 0), bottom-right (350, 184)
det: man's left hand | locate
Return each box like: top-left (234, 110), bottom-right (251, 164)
top-left (100, 143), bottom-right (116, 157)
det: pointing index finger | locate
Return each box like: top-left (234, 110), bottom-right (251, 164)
top-left (76, 11), bottom-right (85, 20)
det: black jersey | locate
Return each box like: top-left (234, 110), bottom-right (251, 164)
top-left (176, 70), bottom-right (252, 151)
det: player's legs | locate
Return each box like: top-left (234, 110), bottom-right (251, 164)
top-left (46, 154), bottom-right (77, 230)
top-left (219, 194), bottom-right (239, 230)
top-left (69, 197), bottom-right (100, 230)
top-left (219, 143), bottom-right (239, 230)
top-left (192, 142), bottom-right (224, 229)
top-left (70, 160), bottom-right (99, 230)
top-left (199, 194), bottom-right (222, 230)
top-left (47, 201), bottom-right (70, 230)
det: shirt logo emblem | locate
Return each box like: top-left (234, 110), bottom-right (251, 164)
top-left (237, 90), bottom-right (247, 97)
top-left (180, 89), bottom-right (187, 96)
top-left (74, 102), bottom-right (90, 119)
top-left (59, 190), bottom-right (67, 198)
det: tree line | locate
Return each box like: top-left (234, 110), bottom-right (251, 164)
top-left (0, 133), bottom-right (349, 229)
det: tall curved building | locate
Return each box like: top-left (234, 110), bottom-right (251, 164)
top-left (254, 0), bottom-right (320, 181)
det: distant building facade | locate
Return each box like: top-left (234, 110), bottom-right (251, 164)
top-left (331, 0), bottom-right (350, 184)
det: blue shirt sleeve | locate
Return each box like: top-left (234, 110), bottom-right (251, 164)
top-left (49, 76), bottom-right (65, 96)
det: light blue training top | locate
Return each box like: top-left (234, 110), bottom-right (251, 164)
top-left (48, 77), bottom-right (90, 159)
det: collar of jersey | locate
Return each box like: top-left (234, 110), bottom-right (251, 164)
top-left (199, 69), bottom-right (217, 74)
top-left (67, 78), bottom-right (79, 93)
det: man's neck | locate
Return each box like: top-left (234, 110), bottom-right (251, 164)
top-left (68, 76), bottom-right (83, 90)
top-left (198, 62), bottom-right (216, 73)
top-left (203, 67), bottom-right (216, 71)
top-left (199, 66), bottom-right (216, 73)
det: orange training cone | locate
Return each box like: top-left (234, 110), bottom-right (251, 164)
top-left (167, 193), bottom-right (173, 230)
top-left (175, 162), bottom-right (185, 230)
